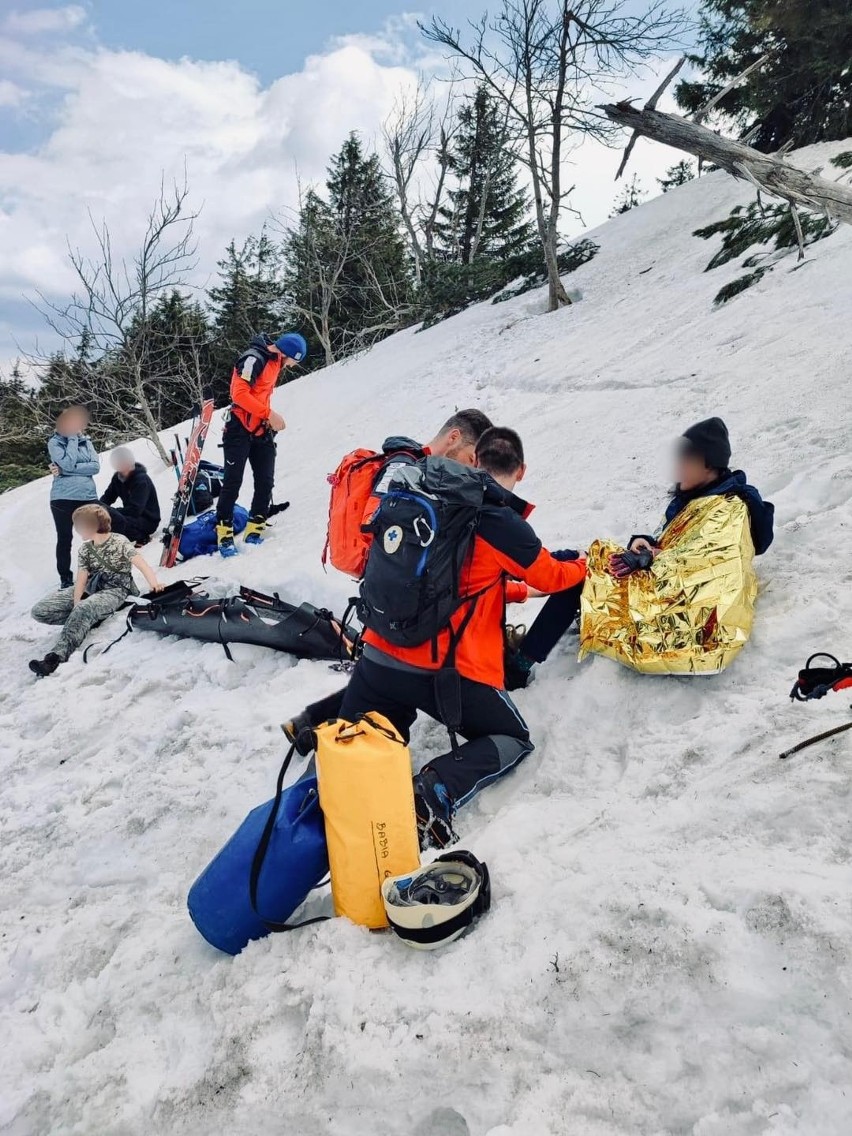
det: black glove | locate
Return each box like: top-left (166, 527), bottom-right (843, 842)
top-left (609, 548), bottom-right (654, 578)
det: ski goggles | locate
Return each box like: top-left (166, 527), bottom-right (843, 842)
top-left (381, 850), bottom-right (491, 951)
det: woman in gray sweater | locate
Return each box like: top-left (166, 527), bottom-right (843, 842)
top-left (48, 406), bottom-right (100, 588)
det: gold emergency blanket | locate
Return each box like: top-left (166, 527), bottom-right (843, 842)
top-left (579, 494), bottom-right (758, 675)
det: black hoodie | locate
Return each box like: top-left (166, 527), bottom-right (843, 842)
top-left (100, 463), bottom-right (161, 535)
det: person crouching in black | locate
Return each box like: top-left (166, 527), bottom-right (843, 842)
top-left (99, 447), bottom-right (161, 545)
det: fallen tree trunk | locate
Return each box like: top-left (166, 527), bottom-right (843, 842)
top-left (599, 103), bottom-right (852, 226)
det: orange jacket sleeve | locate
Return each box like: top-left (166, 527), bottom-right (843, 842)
top-left (491, 545), bottom-right (586, 595)
top-left (506, 580), bottom-right (529, 603)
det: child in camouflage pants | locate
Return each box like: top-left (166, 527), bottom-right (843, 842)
top-left (29, 504), bottom-right (162, 677)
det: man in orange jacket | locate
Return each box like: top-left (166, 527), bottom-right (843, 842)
top-left (216, 332), bottom-right (307, 557)
top-left (340, 426), bottom-right (587, 848)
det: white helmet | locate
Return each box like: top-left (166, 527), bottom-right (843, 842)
top-left (381, 851), bottom-right (491, 950)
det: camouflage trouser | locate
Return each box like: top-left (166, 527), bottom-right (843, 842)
top-left (31, 588), bottom-right (127, 661)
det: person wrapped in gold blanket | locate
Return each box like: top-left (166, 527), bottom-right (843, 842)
top-left (505, 418), bottom-right (774, 686)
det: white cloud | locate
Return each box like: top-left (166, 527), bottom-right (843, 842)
top-left (2, 5), bottom-right (87, 36)
top-left (0, 15), bottom-right (694, 372)
top-left (0, 33), bottom-right (417, 366)
top-left (0, 78), bottom-right (27, 106)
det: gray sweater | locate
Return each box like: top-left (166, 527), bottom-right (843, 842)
top-left (48, 433), bottom-right (100, 502)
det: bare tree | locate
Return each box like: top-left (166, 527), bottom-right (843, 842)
top-left (382, 78), bottom-right (465, 281)
top-left (421, 100), bottom-right (460, 264)
top-left (383, 80), bottom-right (435, 285)
top-left (423, 0), bottom-right (686, 311)
top-left (34, 179), bottom-right (205, 464)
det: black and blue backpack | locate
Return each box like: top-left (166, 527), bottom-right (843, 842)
top-left (358, 457), bottom-right (490, 656)
top-left (188, 460), bottom-right (225, 516)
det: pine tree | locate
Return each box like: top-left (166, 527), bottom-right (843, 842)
top-left (129, 290), bottom-right (215, 419)
top-left (610, 175), bottom-right (646, 216)
top-left (0, 362), bottom-right (46, 490)
top-left (676, 0), bottom-right (852, 151)
top-left (282, 189), bottom-right (340, 367)
top-left (326, 133), bottom-right (411, 337)
top-left (658, 160), bottom-right (696, 192)
top-left (208, 230), bottom-right (291, 380)
top-left (284, 133), bottom-right (412, 364)
top-left (436, 85), bottom-right (536, 265)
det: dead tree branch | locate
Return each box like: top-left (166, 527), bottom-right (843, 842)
top-left (600, 103), bottom-right (852, 225)
top-left (615, 55), bottom-right (685, 180)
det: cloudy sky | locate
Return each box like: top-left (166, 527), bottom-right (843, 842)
top-left (0, 0), bottom-right (699, 374)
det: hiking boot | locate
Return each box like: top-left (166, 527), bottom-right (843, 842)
top-left (216, 522), bottom-right (238, 559)
top-left (281, 710), bottom-right (316, 757)
top-left (29, 653), bottom-right (62, 678)
top-left (243, 515), bottom-right (267, 546)
top-left (413, 768), bottom-right (457, 851)
top-left (504, 649), bottom-right (536, 692)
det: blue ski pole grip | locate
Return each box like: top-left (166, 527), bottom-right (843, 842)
top-left (187, 775), bottom-right (328, 955)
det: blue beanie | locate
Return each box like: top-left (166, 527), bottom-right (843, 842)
top-left (275, 333), bottom-right (308, 362)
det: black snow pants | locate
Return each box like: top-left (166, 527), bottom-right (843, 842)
top-left (216, 417), bottom-right (276, 523)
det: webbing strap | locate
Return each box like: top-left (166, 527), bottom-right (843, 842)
top-left (248, 743), bottom-right (330, 934)
top-left (437, 583), bottom-right (494, 759)
top-left (82, 607), bottom-right (136, 664)
top-left (388, 905), bottom-right (476, 946)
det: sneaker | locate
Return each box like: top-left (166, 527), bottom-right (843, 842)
top-left (281, 710), bottom-right (316, 757)
top-left (29, 653), bottom-right (62, 678)
top-left (504, 649), bottom-right (536, 692)
top-left (216, 522), bottom-right (238, 559)
top-left (243, 515), bottom-right (267, 546)
top-left (413, 769), bottom-right (457, 851)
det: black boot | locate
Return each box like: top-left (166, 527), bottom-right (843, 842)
top-left (29, 653), bottom-right (62, 678)
top-left (504, 649), bottom-right (536, 692)
top-left (281, 710), bottom-right (316, 757)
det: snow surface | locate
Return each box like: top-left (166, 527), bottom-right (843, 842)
top-left (2, 144), bottom-right (851, 1136)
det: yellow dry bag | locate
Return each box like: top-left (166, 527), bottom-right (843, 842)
top-left (315, 714), bottom-right (421, 929)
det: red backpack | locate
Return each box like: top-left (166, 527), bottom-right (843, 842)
top-left (323, 445), bottom-right (421, 579)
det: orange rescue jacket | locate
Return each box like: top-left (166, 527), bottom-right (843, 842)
top-left (229, 336), bottom-right (283, 435)
top-left (364, 493), bottom-right (587, 688)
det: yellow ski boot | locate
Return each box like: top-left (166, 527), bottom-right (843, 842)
top-left (243, 515), bottom-right (267, 546)
top-left (216, 522), bottom-right (237, 558)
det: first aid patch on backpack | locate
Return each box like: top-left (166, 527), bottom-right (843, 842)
top-left (383, 525), bottom-right (404, 555)
top-left (358, 457), bottom-right (489, 649)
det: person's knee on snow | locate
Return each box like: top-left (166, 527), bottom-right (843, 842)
top-left (344, 426), bottom-right (584, 842)
top-left (99, 447), bottom-right (160, 543)
top-left (31, 591), bottom-right (74, 625)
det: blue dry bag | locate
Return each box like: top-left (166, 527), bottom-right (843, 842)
top-left (187, 772), bottom-right (328, 955)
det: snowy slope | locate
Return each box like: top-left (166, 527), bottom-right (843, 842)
top-left (1, 143), bottom-right (851, 1136)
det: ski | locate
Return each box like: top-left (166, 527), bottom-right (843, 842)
top-left (160, 399), bottom-right (215, 568)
